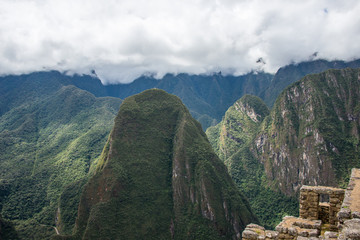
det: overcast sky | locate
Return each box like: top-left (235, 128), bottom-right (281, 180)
top-left (1, 0), bottom-right (360, 83)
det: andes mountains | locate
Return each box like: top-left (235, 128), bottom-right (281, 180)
top-left (62, 89), bottom-right (257, 239)
top-left (207, 67), bottom-right (360, 228)
top-left (1, 59), bottom-right (360, 239)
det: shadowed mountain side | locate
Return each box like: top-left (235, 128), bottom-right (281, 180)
top-left (59, 89), bottom-right (257, 240)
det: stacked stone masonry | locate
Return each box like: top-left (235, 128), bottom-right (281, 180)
top-left (337, 168), bottom-right (360, 240)
top-left (242, 168), bottom-right (360, 240)
top-left (299, 186), bottom-right (344, 228)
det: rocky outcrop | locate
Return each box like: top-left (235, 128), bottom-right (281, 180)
top-left (206, 94), bottom-right (298, 229)
top-left (242, 168), bottom-right (360, 240)
top-left (255, 68), bottom-right (360, 196)
top-left (67, 89), bottom-right (256, 239)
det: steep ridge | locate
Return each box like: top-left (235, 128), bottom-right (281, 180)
top-left (207, 95), bottom-right (270, 162)
top-left (207, 96), bottom-right (298, 228)
top-left (261, 59), bottom-right (360, 107)
top-left (64, 89), bottom-right (257, 240)
top-left (255, 68), bottom-right (360, 196)
top-left (0, 75), bottom-right (121, 239)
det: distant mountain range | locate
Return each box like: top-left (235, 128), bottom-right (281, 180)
top-left (1, 58), bottom-right (360, 239)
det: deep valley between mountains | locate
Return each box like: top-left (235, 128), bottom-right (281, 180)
top-left (0, 59), bottom-right (359, 239)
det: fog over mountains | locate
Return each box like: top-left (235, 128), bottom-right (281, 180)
top-left (1, 0), bottom-right (360, 83)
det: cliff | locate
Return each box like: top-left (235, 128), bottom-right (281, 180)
top-left (68, 89), bottom-right (256, 239)
top-left (207, 95), bottom-right (269, 163)
top-left (207, 95), bottom-right (298, 228)
top-left (255, 68), bottom-right (360, 196)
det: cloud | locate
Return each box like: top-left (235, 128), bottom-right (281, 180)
top-left (0, 0), bottom-right (359, 83)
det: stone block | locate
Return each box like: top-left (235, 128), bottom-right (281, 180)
top-left (276, 226), bottom-right (286, 233)
top-left (338, 208), bottom-right (351, 220)
top-left (247, 224), bottom-right (265, 230)
top-left (309, 229), bottom-right (319, 237)
top-left (298, 230), bottom-right (309, 237)
top-left (278, 233), bottom-right (287, 239)
top-left (352, 211), bottom-right (360, 219)
top-left (288, 227), bottom-right (297, 236)
top-left (242, 230), bottom-right (259, 240)
top-left (265, 230), bottom-right (279, 239)
top-left (324, 231), bottom-right (338, 239)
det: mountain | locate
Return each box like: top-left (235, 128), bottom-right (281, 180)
top-left (206, 96), bottom-right (298, 229)
top-left (0, 73), bottom-right (122, 239)
top-left (67, 72), bottom-right (273, 129)
top-left (255, 67), bottom-right (360, 195)
top-left (60, 89), bottom-right (257, 240)
top-left (207, 95), bottom-right (270, 162)
top-left (207, 67), bottom-right (360, 227)
top-left (261, 59), bottom-right (360, 107)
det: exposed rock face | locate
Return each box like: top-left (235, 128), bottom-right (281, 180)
top-left (255, 68), bottom-right (360, 196)
top-left (207, 95), bottom-right (298, 229)
top-left (71, 89), bottom-right (256, 239)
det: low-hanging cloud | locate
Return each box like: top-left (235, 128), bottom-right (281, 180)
top-left (0, 0), bottom-right (360, 83)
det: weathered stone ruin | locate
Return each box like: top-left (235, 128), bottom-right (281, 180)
top-left (299, 186), bottom-right (344, 228)
top-left (242, 168), bottom-right (360, 240)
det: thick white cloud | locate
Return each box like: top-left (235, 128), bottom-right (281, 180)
top-left (0, 0), bottom-right (359, 83)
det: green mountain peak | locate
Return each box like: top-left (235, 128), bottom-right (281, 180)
top-left (67, 89), bottom-right (257, 239)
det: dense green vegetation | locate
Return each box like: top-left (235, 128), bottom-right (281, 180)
top-left (0, 214), bottom-right (19, 240)
top-left (0, 74), bottom-right (121, 239)
top-left (207, 95), bottom-right (298, 229)
top-left (2, 62), bottom-right (360, 239)
top-left (257, 68), bottom-right (360, 196)
top-left (68, 89), bottom-right (257, 239)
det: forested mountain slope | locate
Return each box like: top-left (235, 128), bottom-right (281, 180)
top-left (61, 89), bottom-right (257, 240)
top-left (0, 74), bottom-right (121, 239)
top-left (207, 95), bottom-right (298, 229)
top-left (208, 67), bottom-right (360, 228)
top-left (256, 68), bottom-right (360, 195)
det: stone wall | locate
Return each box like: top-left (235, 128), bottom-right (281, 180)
top-left (299, 186), bottom-right (344, 228)
top-left (242, 169), bottom-right (360, 240)
top-left (337, 168), bottom-right (360, 239)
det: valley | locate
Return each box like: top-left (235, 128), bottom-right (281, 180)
top-left (0, 59), bottom-right (359, 239)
